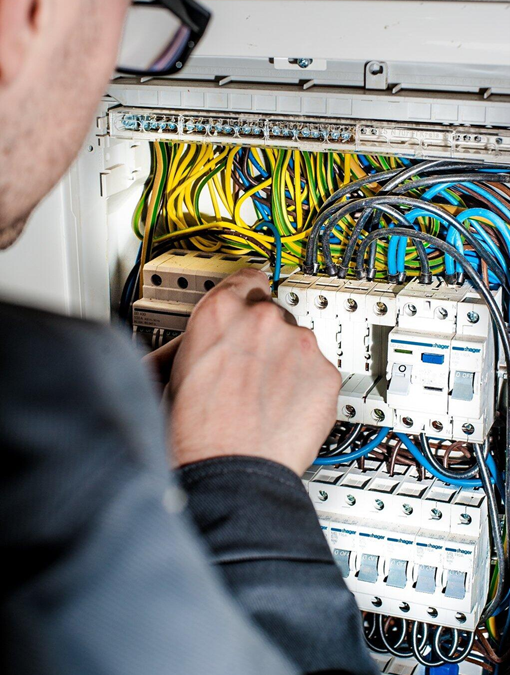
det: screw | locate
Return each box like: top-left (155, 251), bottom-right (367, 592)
top-left (242, 125), bottom-right (252, 134)
top-left (301, 128), bottom-right (311, 138)
top-left (286, 292), bottom-right (299, 306)
top-left (462, 423), bottom-right (475, 436)
top-left (402, 503), bottom-right (414, 516)
top-left (402, 416), bottom-right (414, 428)
top-left (272, 126), bottom-right (281, 136)
top-left (405, 303), bottom-right (417, 317)
top-left (375, 499), bottom-right (385, 511)
top-left (341, 131), bottom-right (352, 141)
top-left (436, 307), bottom-right (448, 320)
top-left (346, 494), bottom-right (356, 506)
top-left (343, 405), bottom-right (356, 419)
top-left (432, 421), bottom-right (444, 432)
top-left (427, 607), bottom-right (438, 618)
top-left (455, 612), bottom-right (467, 624)
top-left (399, 602), bottom-right (410, 613)
top-left (372, 597), bottom-right (382, 607)
top-left (474, 135), bottom-right (482, 142)
top-left (315, 295), bottom-right (328, 309)
top-left (297, 58), bottom-right (313, 69)
top-left (467, 311), bottom-right (479, 324)
top-left (330, 131), bottom-right (341, 141)
top-left (374, 302), bottom-right (388, 316)
top-left (345, 298), bottom-right (358, 312)
top-left (431, 508), bottom-right (443, 520)
top-left (460, 513), bottom-right (472, 525)
top-left (369, 62), bottom-right (384, 76)
top-left (495, 137), bottom-right (503, 145)
top-left (372, 409), bottom-right (385, 422)
top-left (318, 490), bottom-right (329, 502)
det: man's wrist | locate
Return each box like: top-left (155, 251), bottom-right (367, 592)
top-left (177, 456), bottom-right (334, 564)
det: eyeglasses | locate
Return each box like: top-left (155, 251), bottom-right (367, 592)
top-left (117, 0), bottom-right (211, 77)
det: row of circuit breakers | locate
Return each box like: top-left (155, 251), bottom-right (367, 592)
top-left (132, 249), bottom-right (496, 631)
top-left (134, 249), bottom-right (501, 444)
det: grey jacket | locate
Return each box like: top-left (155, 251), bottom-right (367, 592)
top-left (0, 302), bottom-right (378, 675)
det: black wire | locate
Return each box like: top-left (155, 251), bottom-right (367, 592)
top-left (420, 434), bottom-right (481, 480)
top-left (381, 161), bottom-right (510, 194)
top-left (474, 442), bottom-right (507, 623)
top-left (324, 196), bottom-right (510, 290)
top-left (433, 628), bottom-right (475, 664)
top-left (411, 622), bottom-right (445, 667)
top-left (305, 161), bottom-right (510, 272)
top-left (363, 613), bottom-right (389, 654)
top-left (362, 203), bottom-right (431, 284)
top-left (319, 423), bottom-right (363, 457)
top-left (392, 173), bottom-right (510, 195)
top-left (377, 615), bottom-right (413, 658)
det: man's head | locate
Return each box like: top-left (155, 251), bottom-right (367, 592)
top-left (0, 0), bottom-right (129, 249)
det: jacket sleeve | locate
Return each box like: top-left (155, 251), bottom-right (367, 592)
top-left (0, 303), bottom-right (297, 675)
top-left (178, 457), bottom-right (379, 675)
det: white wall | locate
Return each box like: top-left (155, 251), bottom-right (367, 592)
top-left (0, 178), bottom-right (83, 317)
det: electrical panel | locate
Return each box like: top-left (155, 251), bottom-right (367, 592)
top-left (3, 2), bottom-right (509, 671)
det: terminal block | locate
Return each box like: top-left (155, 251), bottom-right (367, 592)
top-left (132, 250), bottom-right (269, 348)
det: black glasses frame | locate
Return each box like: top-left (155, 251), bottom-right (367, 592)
top-left (117, 0), bottom-right (211, 77)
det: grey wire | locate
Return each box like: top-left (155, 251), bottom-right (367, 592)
top-left (420, 433), bottom-right (481, 480)
top-left (474, 442), bottom-right (507, 623)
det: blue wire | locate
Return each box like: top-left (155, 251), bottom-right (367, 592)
top-left (313, 427), bottom-right (390, 465)
top-left (254, 221), bottom-right (282, 285)
top-left (248, 150), bottom-right (269, 178)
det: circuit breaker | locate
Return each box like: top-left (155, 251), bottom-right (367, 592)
top-left (277, 273), bottom-right (498, 443)
top-left (305, 460), bottom-right (490, 632)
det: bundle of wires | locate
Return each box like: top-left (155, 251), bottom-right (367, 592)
top-left (121, 141), bottom-right (510, 667)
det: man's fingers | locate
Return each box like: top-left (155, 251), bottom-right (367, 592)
top-left (143, 334), bottom-right (183, 389)
top-left (204, 268), bottom-right (271, 304)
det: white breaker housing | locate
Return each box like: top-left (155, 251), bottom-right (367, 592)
top-left (303, 459), bottom-right (490, 632)
top-left (277, 273), bottom-right (499, 444)
top-left (132, 249), bottom-right (270, 349)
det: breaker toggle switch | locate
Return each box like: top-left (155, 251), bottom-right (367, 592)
top-left (416, 564), bottom-right (437, 594)
top-left (444, 570), bottom-right (467, 600)
top-left (388, 363), bottom-right (412, 396)
top-left (358, 554), bottom-right (379, 583)
top-left (333, 549), bottom-right (351, 578)
top-left (386, 558), bottom-right (408, 588)
top-left (451, 370), bottom-right (475, 402)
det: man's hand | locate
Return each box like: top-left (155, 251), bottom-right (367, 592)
top-left (151, 268), bottom-right (341, 476)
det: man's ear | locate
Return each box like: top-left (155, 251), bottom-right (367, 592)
top-left (0, 0), bottom-right (41, 86)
